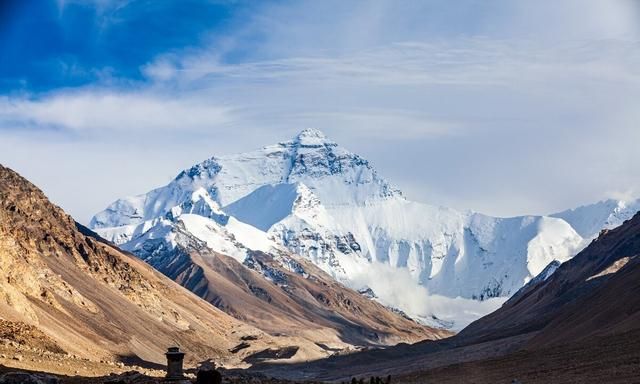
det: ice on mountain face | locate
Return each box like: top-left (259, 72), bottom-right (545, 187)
top-left (90, 162), bottom-right (226, 229)
top-left (107, 214), bottom-right (245, 263)
top-left (358, 287), bottom-right (378, 299)
top-left (104, 207), bottom-right (308, 294)
top-left (327, 199), bottom-right (465, 281)
top-left (551, 199), bottom-right (640, 239)
top-left (243, 250), bottom-right (311, 287)
top-left (91, 129), bottom-right (401, 230)
top-left (91, 129), bottom-right (630, 330)
top-left (524, 216), bottom-right (584, 277)
top-left (327, 200), bottom-right (583, 302)
top-left (293, 128), bottom-right (331, 146)
top-left (538, 259), bottom-right (562, 281)
top-left (224, 183), bottom-right (306, 232)
top-left (527, 259), bottom-right (561, 287)
top-left (95, 189), bottom-right (225, 244)
top-left (95, 189), bottom-right (280, 264)
top-left (225, 181), bottom-right (366, 279)
top-left (177, 214), bottom-right (248, 262)
top-left (168, 188), bottom-right (229, 225)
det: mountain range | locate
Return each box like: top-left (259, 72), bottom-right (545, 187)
top-left (251, 210), bottom-right (640, 383)
top-left (90, 129), bottom-right (640, 330)
top-left (0, 128), bottom-right (638, 382)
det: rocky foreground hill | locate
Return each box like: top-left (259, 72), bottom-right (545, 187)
top-left (0, 164), bottom-right (323, 377)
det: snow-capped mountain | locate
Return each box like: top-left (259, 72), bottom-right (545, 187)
top-left (91, 187), bottom-right (444, 347)
top-left (551, 199), bottom-right (640, 239)
top-left (91, 128), bottom-right (399, 228)
top-left (91, 129), bottom-right (640, 330)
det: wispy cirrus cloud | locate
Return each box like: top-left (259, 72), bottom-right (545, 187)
top-left (0, 92), bottom-right (234, 135)
top-left (1, 0), bottom-right (640, 223)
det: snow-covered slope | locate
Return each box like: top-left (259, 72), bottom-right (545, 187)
top-left (106, 188), bottom-right (279, 263)
top-left (551, 199), bottom-right (640, 239)
top-left (91, 129), bottom-right (399, 229)
top-left (225, 182), bottom-right (366, 278)
top-left (91, 129), bottom-right (639, 330)
top-left (329, 199), bottom-right (583, 300)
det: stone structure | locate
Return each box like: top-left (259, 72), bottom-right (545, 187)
top-left (165, 346), bottom-right (186, 381)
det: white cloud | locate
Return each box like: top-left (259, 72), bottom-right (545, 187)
top-left (498, 0), bottom-right (640, 41)
top-left (212, 0), bottom-right (640, 59)
top-left (141, 59), bottom-right (180, 82)
top-left (0, 92), bottom-right (235, 135)
top-left (2, 0), bottom-right (640, 222)
top-left (350, 261), bottom-right (507, 330)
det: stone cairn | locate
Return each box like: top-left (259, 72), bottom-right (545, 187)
top-left (164, 347), bottom-right (190, 383)
top-left (164, 347), bottom-right (222, 384)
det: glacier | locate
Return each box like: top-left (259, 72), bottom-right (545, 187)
top-left (90, 128), bottom-right (640, 330)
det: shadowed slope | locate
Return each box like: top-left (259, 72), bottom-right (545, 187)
top-left (459, 212), bottom-right (640, 347)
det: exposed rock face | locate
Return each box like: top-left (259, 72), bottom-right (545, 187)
top-left (0, 320), bottom-right (63, 354)
top-left (133, 222), bottom-right (449, 349)
top-left (0, 164), bottom-right (289, 366)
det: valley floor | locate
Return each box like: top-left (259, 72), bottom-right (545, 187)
top-left (398, 329), bottom-right (640, 384)
top-left (0, 341), bottom-right (164, 381)
top-left (1, 330), bottom-right (639, 383)
top-left (237, 330), bottom-right (640, 383)
top-left (0, 341), bottom-right (314, 384)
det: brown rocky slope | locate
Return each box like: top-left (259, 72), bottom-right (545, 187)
top-left (0, 164), bottom-right (298, 370)
top-left (142, 228), bottom-right (449, 353)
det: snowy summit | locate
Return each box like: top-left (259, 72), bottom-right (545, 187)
top-left (292, 128), bottom-right (333, 146)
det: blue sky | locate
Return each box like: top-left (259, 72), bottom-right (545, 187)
top-left (0, 0), bottom-right (245, 91)
top-left (1, 0), bottom-right (640, 223)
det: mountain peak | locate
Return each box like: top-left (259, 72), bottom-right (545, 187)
top-left (92, 128), bottom-right (402, 228)
top-left (296, 128), bottom-right (327, 139)
top-left (293, 128), bottom-right (334, 146)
